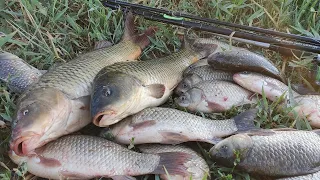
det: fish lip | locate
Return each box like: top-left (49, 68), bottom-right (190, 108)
top-left (92, 109), bottom-right (117, 127)
top-left (10, 135), bottom-right (36, 156)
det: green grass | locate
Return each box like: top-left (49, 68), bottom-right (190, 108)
top-left (0, 0), bottom-right (319, 179)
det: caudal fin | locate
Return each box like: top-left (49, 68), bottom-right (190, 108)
top-left (182, 33), bottom-right (218, 59)
top-left (152, 152), bottom-right (192, 176)
top-left (234, 108), bottom-right (258, 133)
top-left (121, 11), bottom-right (157, 49)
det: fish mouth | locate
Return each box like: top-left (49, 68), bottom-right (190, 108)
top-left (10, 133), bottom-right (40, 156)
top-left (93, 109), bottom-right (118, 127)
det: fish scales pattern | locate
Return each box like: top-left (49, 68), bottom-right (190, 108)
top-left (186, 66), bottom-right (233, 81)
top-left (24, 41), bottom-right (140, 99)
top-left (194, 80), bottom-right (252, 101)
top-left (100, 49), bottom-right (197, 85)
top-left (240, 131), bottom-right (320, 176)
top-left (132, 108), bottom-right (237, 138)
top-left (41, 135), bottom-right (160, 176)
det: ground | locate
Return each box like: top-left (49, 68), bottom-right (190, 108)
top-left (0, 0), bottom-right (319, 179)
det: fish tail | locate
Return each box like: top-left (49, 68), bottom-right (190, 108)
top-left (121, 11), bottom-right (157, 50)
top-left (234, 108), bottom-right (258, 133)
top-left (182, 32), bottom-right (219, 59)
top-left (152, 152), bottom-right (192, 176)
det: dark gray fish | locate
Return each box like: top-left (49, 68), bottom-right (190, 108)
top-left (207, 50), bottom-right (283, 81)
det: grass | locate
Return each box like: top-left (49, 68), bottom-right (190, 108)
top-left (0, 0), bottom-right (319, 179)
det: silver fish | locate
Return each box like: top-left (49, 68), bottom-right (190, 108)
top-left (107, 107), bottom-right (257, 145)
top-left (9, 135), bottom-right (192, 180)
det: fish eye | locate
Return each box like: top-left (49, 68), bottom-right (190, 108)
top-left (22, 109), bottom-right (29, 116)
top-left (242, 71), bottom-right (250, 74)
top-left (182, 83), bottom-right (188, 88)
top-left (103, 86), bottom-right (112, 97)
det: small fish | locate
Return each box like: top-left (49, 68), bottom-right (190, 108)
top-left (207, 50), bottom-right (283, 81)
top-left (176, 65), bottom-right (234, 95)
top-left (209, 129), bottom-right (320, 177)
top-left (10, 11), bottom-right (156, 156)
top-left (175, 80), bottom-right (257, 113)
top-left (106, 107), bottom-right (257, 145)
top-left (276, 171), bottom-right (320, 180)
top-left (90, 37), bottom-right (218, 127)
top-left (9, 135), bottom-right (192, 180)
top-left (233, 72), bottom-right (300, 102)
top-left (138, 144), bottom-right (210, 180)
top-left (0, 52), bottom-right (44, 93)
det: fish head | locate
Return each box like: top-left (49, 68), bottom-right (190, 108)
top-left (10, 88), bottom-right (71, 156)
top-left (91, 72), bottom-right (142, 127)
top-left (175, 74), bottom-right (202, 95)
top-left (175, 88), bottom-right (203, 109)
top-left (209, 134), bottom-right (252, 166)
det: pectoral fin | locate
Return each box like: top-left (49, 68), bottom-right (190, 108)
top-left (159, 131), bottom-right (189, 144)
top-left (145, 84), bottom-right (166, 99)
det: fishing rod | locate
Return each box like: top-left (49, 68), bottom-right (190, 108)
top-left (103, 2), bottom-right (320, 54)
top-left (105, 0), bottom-right (320, 46)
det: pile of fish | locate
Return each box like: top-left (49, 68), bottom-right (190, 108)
top-left (1, 12), bottom-right (320, 180)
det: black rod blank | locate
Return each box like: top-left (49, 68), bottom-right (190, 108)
top-left (103, 2), bottom-right (320, 54)
top-left (105, 0), bottom-right (320, 46)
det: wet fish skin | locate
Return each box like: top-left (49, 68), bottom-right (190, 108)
top-left (10, 12), bottom-right (156, 156)
top-left (233, 72), bottom-right (300, 102)
top-left (182, 38), bottom-right (246, 75)
top-left (0, 52), bottom-right (43, 93)
top-left (9, 135), bottom-right (191, 180)
top-left (107, 107), bottom-right (257, 145)
top-left (276, 171), bottom-right (320, 180)
top-left (176, 65), bottom-right (234, 95)
top-left (175, 80), bottom-right (257, 113)
top-left (209, 129), bottom-right (320, 177)
top-left (91, 39), bottom-right (219, 127)
top-left (138, 144), bottom-right (210, 180)
top-left (207, 50), bottom-right (282, 81)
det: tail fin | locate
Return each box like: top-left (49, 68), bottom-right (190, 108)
top-left (121, 11), bottom-right (157, 49)
top-left (234, 108), bottom-right (258, 133)
top-left (152, 152), bottom-right (192, 176)
top-left (182, 33), bottom-right (219, 59)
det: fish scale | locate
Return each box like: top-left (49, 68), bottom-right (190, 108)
top-left (109, 107), bottom-right (257, 145)
top-left (38, 135), bottom-right (160, 176)
top-left (193, 80), bottom-right (254, 103)
top-left (185, 65), bottom-right (234, 81)
top-left (240, 131), bottom-right (320, 176)
top-left (99, 48), bottom-right (195, 86)
top-left (0, 52), bottom-right (43, 93)
top-left (277, 171), bottom-right (320, 180)
top-left (22, 41), bottom-right (140, 99)
top-left (133, 107), bottom-right (237, 137)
